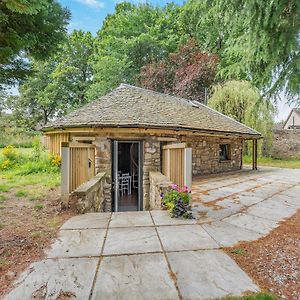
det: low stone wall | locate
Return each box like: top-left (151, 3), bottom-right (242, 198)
top-left (149, 171), bottom-right (172, 210)
top-left (73, 172), bottom-right (108, 213)
top-left (272, 129), bottom-right (300, 159)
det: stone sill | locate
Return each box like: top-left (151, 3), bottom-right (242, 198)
top-left (219, 160), bottom-right (231, 163)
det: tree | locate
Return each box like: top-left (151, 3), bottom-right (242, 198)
top-left (7, 61), bottom-right (62, 129)
top-left (89, 2), bottom-right (185, 96)
top-left (87, 56), bottom-right (130, 100)
top-left (0, 90), bottom-right (7, 115)
top-left (52, 30), bottom-right (94, 108)
top-left (8, 31), bottom-right (94, 127)
top-left (139, 39), bottom-right (218, 102)
top-left (0, 0), bottom-right (70, 87)
top-left (208, 80), bottom-right (275, 155)
top-left (181, 0), bottom-right (300, 104)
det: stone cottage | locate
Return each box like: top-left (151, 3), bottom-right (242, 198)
top-left (43, 84), bottom-right (261, 212)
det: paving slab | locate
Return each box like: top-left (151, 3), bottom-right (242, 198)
top-left (280, 186), bottom-right (300, 202)
top-left (272, 193), bottom-right (300, 207)
top-left (103, 227), bottom-right (161, 255)
top-left (192, 201), bottom-right (245, 221)
top-left (202, 221), bottom-right (262, 247)
top-left (157, 225), bottom-right (218, 251)
top-left (110, 211), bottom-right (153, 227)
top-left (61, 212), bottom-right (110, 230)
top-left (47, 229), bottom-right (105, 258)
top-left (5, 258), bottom-right (98, 300)
top-left (167, 250), bottom-right (258, 300)
top-left (150, 210), bottom-right (197, 226)
top-left (235, 194), bottom-right (263, 206)
top-left (223, 213), bottom-right (279, 235)
top-left (91, 253), bottom-right (179, 300)
top-left (246, 200), bottom-right (297, 221)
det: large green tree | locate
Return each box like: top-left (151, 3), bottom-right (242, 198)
top-left (8, 31), bottom-right (94, 127)
top-left (181, 0), bottom-right (300, 103)
top-left (88, 2), bottom-right (185, 97)
top-left (0, 0), bottom-right (70, 87)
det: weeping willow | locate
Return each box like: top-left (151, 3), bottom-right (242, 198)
top-left (208, 80), bottom-right (275, 156)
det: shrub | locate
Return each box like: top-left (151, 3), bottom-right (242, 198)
top-left (161, 184), bottom-right (194, 219)
top-left (50, 154), bottom-right (61, 167)
top-left (32, 137), bottom-right (42, 161)
top-left (1, 159), bottom-right (13, 170)
top-left (2, 145), bottom-right (19, 161)
top-left (16, 158), bottom-right (59, 175)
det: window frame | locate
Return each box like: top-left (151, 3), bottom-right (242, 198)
top-left (219, 144), bottom-right (231, 162)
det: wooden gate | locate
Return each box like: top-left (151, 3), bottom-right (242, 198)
top-left (162, 143), bottom-right (192, 189)
top-left (69, 143), bottom-right (95, 192)
top-left (61, 142), bottom-right (95, 195)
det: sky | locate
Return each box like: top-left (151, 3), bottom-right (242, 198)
top-left (59, 0), bottom-right (185, 35)
top-left (7, 0), bottom-right (294, 122)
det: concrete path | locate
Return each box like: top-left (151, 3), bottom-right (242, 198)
top-left (192, 167), bottom-right (300, 245)
top-left (5, 167), bottom-right (300, 300)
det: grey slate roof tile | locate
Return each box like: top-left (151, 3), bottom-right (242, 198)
top-left (44, 84), bottom-right (261, 137)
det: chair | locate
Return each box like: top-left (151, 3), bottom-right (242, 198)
top-left (120, 173), bottom-right (131, 196)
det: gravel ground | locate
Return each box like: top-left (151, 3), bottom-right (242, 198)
top-left (0, 188), bottom-right (75, 298)
top-left (225, 210), bottom-right (300, 300)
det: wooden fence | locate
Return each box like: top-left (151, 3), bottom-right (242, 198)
top-left (162, 143), bottom-right (192, 189)
top-left (43, 133), bottom-right (70, 155)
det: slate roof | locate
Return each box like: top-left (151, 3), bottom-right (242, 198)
top-left (44, 84), bottom-right (261, 137)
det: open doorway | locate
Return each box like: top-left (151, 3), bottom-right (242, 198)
top-left (112, 141), bottom-right (143, 212)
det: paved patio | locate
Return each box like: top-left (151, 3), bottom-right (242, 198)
top-left (5, 167), bottom-right (300, 300)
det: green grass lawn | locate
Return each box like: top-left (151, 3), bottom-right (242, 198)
top-left (243, 155), bottom-right (300, 169)
top-left (219, 293), bottom-right (277, 300)
top-left (0, 147), bottom-right (60, 202)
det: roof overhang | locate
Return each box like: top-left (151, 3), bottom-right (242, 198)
top-left (42, 124), bottom-right (262, 140)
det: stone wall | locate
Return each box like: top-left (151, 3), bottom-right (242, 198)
top-left (86, 133), bottom-right (243, 211)
top-left (184, 136), bottom-right (243, 175)
top-left (272, 129), bottom-right (300, 159)
top-left (93, 137), bottom-right (112, 211)
top-left (143, 140), bottom-right (161, 209)
top-left (149, 171), bottom-right (172, 210)
top-left (73, 172), bottom-right (107, 213)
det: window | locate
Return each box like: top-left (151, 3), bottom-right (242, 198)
top-left (219, 144), bottom-right (231, 161)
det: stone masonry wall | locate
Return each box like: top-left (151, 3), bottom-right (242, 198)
top-left (272, 129), bottom-right (300, 159)
top-left (93, 136), bottom-right (112, 212)
top-left (184, 136), bottom-right (243, 175)
top-left (149, 171), bottom-right (172, 210)
top-left (90, 133), bottom-right (243, 211)
top-left (143, 140), bottom-right (161, 209)
top-left (73, 172), bottom-right (107, 213)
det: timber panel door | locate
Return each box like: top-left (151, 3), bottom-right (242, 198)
top-left (69, 143), bottom-right (95, 192)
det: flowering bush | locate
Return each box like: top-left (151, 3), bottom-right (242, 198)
top-left (161, 184), bottom-right (194, 219)
top-left (1, 159), bottom-right (13, 170)
top-left (50, 154), bottom-right (61, 167)
top-left (2, 145), bottom-right (19, 161)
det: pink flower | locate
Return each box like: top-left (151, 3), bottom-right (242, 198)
top-left (171, 183), bottom-right (178, 191)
